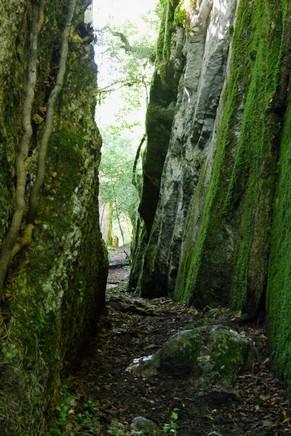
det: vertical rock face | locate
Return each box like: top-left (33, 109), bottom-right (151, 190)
top-left (176, 0), bottom-right (290, 312)
top-left (132, 0), bottom-right (291, 390)
top-left (266, 1), bottom-right (291, 393)
top-left (132, 0), bottom-right (238, 296)
top-left (0, 0), bottom-right (108, 433)
top-left (129, 0), bottom-right (184, 291)
top-left (267, 92), bottom-right (291, 394)
top-left (100, 201), bottom-right (113, 245)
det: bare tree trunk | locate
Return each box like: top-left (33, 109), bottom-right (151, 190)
top-left (13, 0), bottom-right (77, 258)
top-left (100, 201), bottom-right (113, 245)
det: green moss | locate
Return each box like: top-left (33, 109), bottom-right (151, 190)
top-left (267, 92), bottom-right (291, 390)
top-left (176, 0), bottom-right (288, 313)
top-left (174, 7), bottom-right (188, 27)
top-left (159, 329), bottom-right (204, 375)
top-left (0, 125), bottom-right (107, 432)
top-left (138, 0), bottom-right (183, 236)
top-left (156, 0), bottom-right (180, 63)
top-left (0, 2), bottom-right (107, 432)
top-left (174, 0), bottom-right (191, 28)
top-left (208, 328), bottom-right (251, 385)
top-left (158, 326), bottom-right (253, 387)
top-left (176, 0), bottom-right (253, 304)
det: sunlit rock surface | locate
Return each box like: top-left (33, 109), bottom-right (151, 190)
top-left (134, 0), bottom-right (237, 296)
top-left (129, 0), bottom-right (184, 292)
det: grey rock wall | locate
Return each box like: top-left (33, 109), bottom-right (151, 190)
top-left (137, 0), bottom-right (237, 297)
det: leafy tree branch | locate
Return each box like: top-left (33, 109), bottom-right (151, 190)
top-left (96, 25), bottom-right (155, 62)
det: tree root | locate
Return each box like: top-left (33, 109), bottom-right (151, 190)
top-left (0, 1), bottom-right (45, 294)
top-left (28, 0), bottom-right (78, 223)
top-left (0, 0), bottom-right (77, 296)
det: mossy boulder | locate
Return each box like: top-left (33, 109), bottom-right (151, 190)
top-left (131, 416), bottom-right (161, 435)
top-left (128, 325), bottom-right (255, 388)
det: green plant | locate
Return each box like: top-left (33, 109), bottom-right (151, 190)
top-left (108, 427), bottom-right (124, 436)
top-left (50, 389), bottom-right (101, 435)
top-left (174, 3), bottom-right (189, 27)
top-left (163, 409), bottom-right (179, 434)
top-left (50, 388), bottom-right (77, 434)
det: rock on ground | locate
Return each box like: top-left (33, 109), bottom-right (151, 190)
top-left (128, 324), bottom-right (255, 388)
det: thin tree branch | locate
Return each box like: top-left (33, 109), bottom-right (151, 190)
top-left (0, 1), bottom-right (45, 294)
top-left (132, 134), bottom-right (146, 189)
top-left (28, 0), bottom-right (77, 223)
top-left (96, 25), bottom-right (132, 53)
top-left (12, 0), bottom-right (78, 261)
top-left (98, 79), bottom-right (149, 97)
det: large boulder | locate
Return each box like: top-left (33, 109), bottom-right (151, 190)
top-left (127, 325), bottom-right (255, 388)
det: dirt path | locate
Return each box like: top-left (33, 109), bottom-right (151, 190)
top-left (52, 250), bottom-right (291, 435)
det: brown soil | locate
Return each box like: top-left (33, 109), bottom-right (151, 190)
top-left (55, 250), bottom-right (291, 436)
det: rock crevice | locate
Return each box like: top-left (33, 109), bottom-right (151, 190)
top-left (131, 0), bottom-right (291, 392)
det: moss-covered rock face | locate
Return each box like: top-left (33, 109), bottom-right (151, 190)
top-left (176, 0), bottom-right (290, 313)
top-left (131, 0), bottom-right (238, 297)
top-left (267, 48), bottom-right (291, 392)
top-left (129, 0), bottom-right (184, 291)
top-left (0, 0), bottom-right (28, 243)
top-left (139, 0), bottom-right (183, 234)
top-left (131, 0), bottom-right (291, 392)
top-left (0, 0), bottom-right (107, 433)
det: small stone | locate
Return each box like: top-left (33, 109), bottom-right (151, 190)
top-left (126, 355), bottom-right (160, 379)
top-left (131, 416), bottom-right (160, 435)
top-left (261, 420), bottom-right (273, 429)
top-left (207, 432), bottom-right (223, 436)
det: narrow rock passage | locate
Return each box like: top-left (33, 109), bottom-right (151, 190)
top-left (55, 249), bottom-right (291, 435)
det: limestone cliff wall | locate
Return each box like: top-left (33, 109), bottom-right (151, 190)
top-left (0, 1), bottom-right (108, 433)
top-left (129, 0), bottom-right (184, 291)
top-left (132, 0), bottom-right (291, 390)
top-left (176, 0), bottom-right (290, 312)
top-left (131, 0), bottom-right (238, 296)
top-left (266, 2), bottom-right (291, 392)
